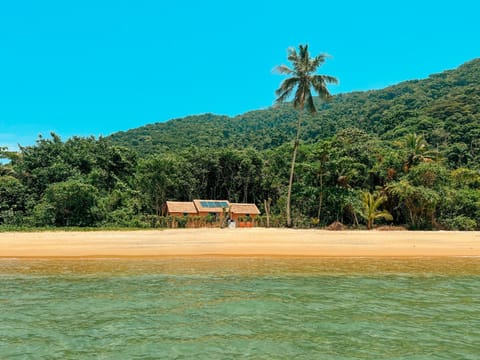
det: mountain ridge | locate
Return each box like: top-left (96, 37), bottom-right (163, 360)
top-left (107, 58), bottom-right (480, 156)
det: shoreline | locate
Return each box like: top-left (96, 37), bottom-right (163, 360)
top-left (1, 228), bottom-right (480, 258)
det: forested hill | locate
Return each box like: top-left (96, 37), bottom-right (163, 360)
top-left (3, 58), bottom-right (480, 230)
top-left (107, 58), bottom-right (480, 155)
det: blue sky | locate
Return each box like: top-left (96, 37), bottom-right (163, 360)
top-left (1, 0), bottom-right (479, 150)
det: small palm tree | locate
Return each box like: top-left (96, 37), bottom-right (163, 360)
top-left (274, 44), bottom-right (338, 227)
top-left (360, 191), bottom-right (393, 229)
top-left (401, 133), bottom-right (435, 172)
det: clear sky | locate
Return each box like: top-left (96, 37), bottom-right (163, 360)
top-left (1, 0), bottom-right (479, 150)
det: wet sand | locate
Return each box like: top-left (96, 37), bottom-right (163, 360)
top-left (1, 228), bottom-right (480, 258)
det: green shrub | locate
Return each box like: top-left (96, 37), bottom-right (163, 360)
top-left (442, 215), bottom-right (477, 231)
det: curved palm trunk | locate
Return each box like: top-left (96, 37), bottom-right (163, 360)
top-left (286, 112), bottom-right (302, 227)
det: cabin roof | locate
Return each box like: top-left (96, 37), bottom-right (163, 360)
top-left (165, 201), bottom-right (198, 214)
top-left (193, 199), bottom-right (231, 213)
top-left (166, 200), bottom-right (261, 216)
top-left (230, 203), bottom-right (261, 215)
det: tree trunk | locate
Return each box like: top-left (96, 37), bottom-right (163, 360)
top-left (264, 198), bottom-right (271, 228)
top-left (286, 112), bottom-right (302, 227)
top-left (317, 171), bottom-right (324, 223)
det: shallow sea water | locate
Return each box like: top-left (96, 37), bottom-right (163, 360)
top-left (1, 257), bottom-right (479, 359)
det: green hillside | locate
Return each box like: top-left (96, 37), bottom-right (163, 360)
top-left (2, 58), bottom-right (479, 230)
top-left (108, 58), bottom-right (480, 163)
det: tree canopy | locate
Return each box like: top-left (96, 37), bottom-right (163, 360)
top-left (1, 58), bottom-right (479, 230)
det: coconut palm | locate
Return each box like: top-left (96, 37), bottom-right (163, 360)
top-left (274, 44), bottom-right (338, 227)
top-left (360, 191), bottom-right (393, 229)
top-left (401, 133), bottom-right (435, 172)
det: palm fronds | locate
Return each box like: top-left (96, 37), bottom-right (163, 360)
top-left (274, 44), bottom-right (337, 114)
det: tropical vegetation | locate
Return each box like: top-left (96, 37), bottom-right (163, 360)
top-left (1, 57), bottom-right (479, 230)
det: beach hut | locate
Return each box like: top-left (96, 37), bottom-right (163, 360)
top-left (230, 203), bottom-right (261, 227)
top-left (192, 199), bottom-right (230, 219)
top-left (164, 200), bottom-right (260, 228)
top-left (165, 201), bottom-right (198, 217)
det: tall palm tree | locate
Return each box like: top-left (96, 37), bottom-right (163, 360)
top-left (274, 44), bottom-right (338, 227)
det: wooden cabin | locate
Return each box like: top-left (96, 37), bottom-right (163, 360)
top-left (230, 203), bottom-right (261, 227)
top-left (165, 201), bottom-right (198, 217)
top-left (192, 199), bottom-right (230, 220)
top-left (165, 200), bottom-right (261, 227)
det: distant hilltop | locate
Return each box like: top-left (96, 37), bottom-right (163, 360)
top-left (107, 58), bottom-right (480, 155)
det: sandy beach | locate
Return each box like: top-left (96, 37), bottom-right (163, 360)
top-left (1, 228), bottom-right (479, 257)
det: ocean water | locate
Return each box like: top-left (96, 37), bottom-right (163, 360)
top-left (1, 257), bottom-right (479, 359)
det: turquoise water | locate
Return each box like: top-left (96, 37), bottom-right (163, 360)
top-left (1, 257), bottom-right (479, 359)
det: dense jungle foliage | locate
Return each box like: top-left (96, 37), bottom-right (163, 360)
top-left (1, 59), bottom-right (479, 229)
